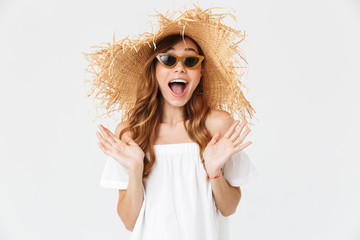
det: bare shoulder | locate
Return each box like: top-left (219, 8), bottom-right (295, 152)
top-left (115, 120), bottom-right (133, 142)
top-left (205, 109), bottom-right (236, 137)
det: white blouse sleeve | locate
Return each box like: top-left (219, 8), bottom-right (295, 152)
top-left (223, 150), bottom-right (257, 187)
top-left (100, 156), bottom-right (129, 189)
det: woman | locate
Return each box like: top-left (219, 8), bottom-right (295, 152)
top-left (85, 5), bottom-right (257, 240)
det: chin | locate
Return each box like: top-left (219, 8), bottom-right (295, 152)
top-left (165, 97), bottom-right (189, 107)
top-left (168, 100), bottom-right (188, 107)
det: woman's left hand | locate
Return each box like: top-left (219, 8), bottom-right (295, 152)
top-left (203, 119), bottom-right (252, 178)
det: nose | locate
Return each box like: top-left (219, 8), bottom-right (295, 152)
top-left (173, 60), bottom-right (186, 73)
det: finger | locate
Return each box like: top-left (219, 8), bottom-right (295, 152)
top-left (102, 125), bottom-right (128, 149)
top-left (209, 131), bottom-right (221, 145)
top-left (103, 125), bottom-right (119, 138)
top-left (97, 141), bottom-right (111, 154)
top-left (123, 134), bottom-right (134, 146)
top-left (96, 132), bottom-right (114, 152)
top-left (235, 141), bottom-right (252, 152)
top-left (223, 120), bottom-right (241, 139)
top-left (233, 128), bottom-right (251, 147)
top-left (98, 124), bottom-right (117, 145)
top-left (96, 130), bottom-right (112, 147)
top-left (230, 120), bottom-right (247, 142)
top-left (97, 125), bottom-right (112, 146)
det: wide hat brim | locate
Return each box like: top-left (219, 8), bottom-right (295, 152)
top-left (84, 5), bottom-right (255, 122)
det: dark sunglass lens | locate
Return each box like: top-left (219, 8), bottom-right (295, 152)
top-left (184, 57), bottom-right (200, 67)
top-left (160, 55), bottom-right (177, 66)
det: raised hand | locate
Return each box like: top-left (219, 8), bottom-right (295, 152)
top-left (96, 124), bottom-right (145, 172)
top-left (203, 120), bottom-right (252, 177)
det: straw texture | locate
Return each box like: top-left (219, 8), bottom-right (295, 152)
top-left (83, 4), bottom-right (255, 122)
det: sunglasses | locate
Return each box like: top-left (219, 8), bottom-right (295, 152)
top-left (156, 53), bottom-right (204, 69)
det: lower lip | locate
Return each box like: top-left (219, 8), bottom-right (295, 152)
top-left (169, 84), bottom-right (189, 98)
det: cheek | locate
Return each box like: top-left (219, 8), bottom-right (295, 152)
top-left (155, 64), bottom-right (168, 83)
top-left (192, 69), bottom-right (202, 84)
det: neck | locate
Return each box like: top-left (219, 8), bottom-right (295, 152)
top-left (160, 98), bottom-right (186, 125)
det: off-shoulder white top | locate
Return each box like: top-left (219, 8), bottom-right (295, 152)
top-left (100, 142), bottom-right (257, 240)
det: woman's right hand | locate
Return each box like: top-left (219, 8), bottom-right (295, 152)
top-left (96, 124), bottom-right (144, 174)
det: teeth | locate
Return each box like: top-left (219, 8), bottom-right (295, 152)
top-left (169, 79), bottom-right (188, 84)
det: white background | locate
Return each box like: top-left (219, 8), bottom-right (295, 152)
top-left (0, 0), bottom-right (359, 239)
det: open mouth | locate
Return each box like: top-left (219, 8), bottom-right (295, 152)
top-left (168, 82), bottom-right (189, 96)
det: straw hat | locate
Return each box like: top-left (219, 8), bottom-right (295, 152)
top-left (83, 4), bottom-right (255, 122)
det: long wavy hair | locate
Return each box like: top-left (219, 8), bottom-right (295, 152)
top-left (119, 35), bottom-right (213, 181)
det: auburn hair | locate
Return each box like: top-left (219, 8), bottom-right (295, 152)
top-left (119, 35), bottom-right (213, 181)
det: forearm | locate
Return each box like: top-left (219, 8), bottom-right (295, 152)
top-left (117, 167), bottom-right (144, 231)
top-left (210, 172), bottom-right (241, 217)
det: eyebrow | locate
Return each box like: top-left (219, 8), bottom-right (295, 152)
top-left (166, 47), bottom-right (198, 54)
